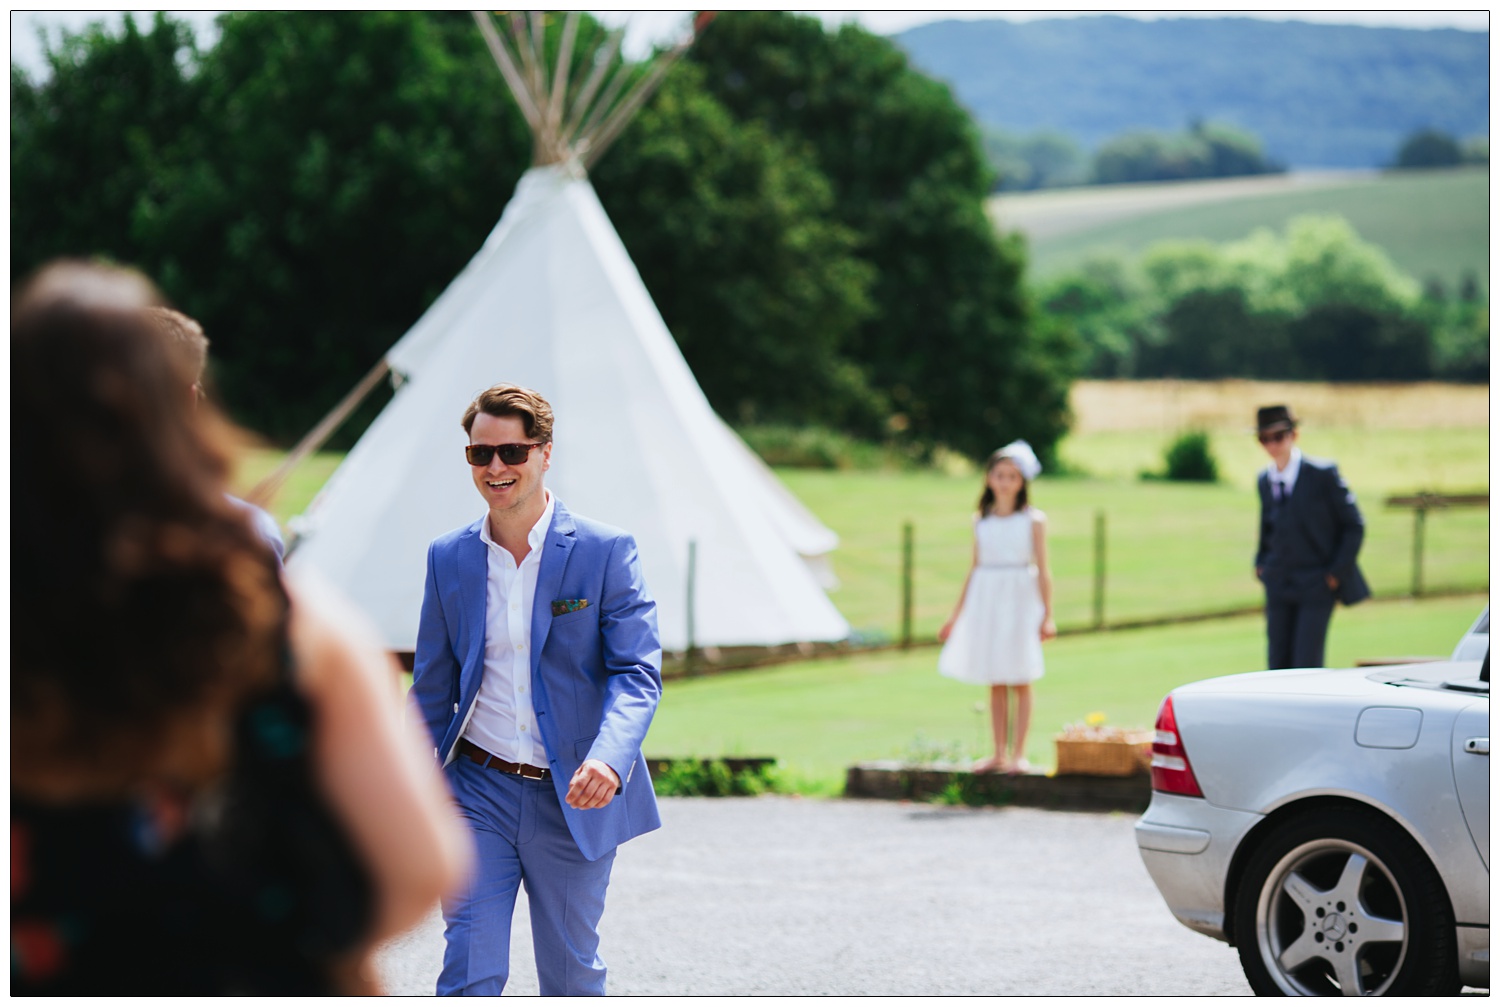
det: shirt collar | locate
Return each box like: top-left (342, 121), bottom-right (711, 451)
top-left (1266, 447), bottom-right (1302, 485)
top-left (479, 489), bottom-right (555, 556)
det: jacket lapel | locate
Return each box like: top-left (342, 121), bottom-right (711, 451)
top-left (1286, 466), bottom-right (1313, 514)
top-left (458, 519), bottom-right (488, 673)
top-left (530, 500), bottom-right (577, 676)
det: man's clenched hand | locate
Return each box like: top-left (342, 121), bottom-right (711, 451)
top-left (566, 758), bottom-right (621, 810)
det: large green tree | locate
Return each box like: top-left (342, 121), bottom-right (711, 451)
top-left (1039, 215), bottom-right (1446, 381)
top-left (13, 11), bottom-right (532, 440)
top-left (145, 10), bottom-right (533, 440)
top-left (11, 11), bottom-right (894, 445)
top-left (11, 13), bottom-right (203, 279)
top-left (685, 11), bottom-right (1074, 461)
top-left (1395, 128), bottom-right (1463, 169)
top-left (1091, 120), bottom-right (1282, 184)
top-left (595, 62), bottom-right (880, 430)
top-left (981, 126), bottom-right (1086, 191)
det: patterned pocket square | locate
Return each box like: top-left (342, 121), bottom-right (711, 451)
top-left (552, 598), bottom-right (590, 617)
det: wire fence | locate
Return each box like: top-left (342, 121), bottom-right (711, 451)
top-left (831, 493), bottom-right (1488, 649)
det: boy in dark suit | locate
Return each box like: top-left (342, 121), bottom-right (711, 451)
top-left (1254, 404), bottom-right (1370, 669)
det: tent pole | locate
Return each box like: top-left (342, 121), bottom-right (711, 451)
top-left (524, 11), bottom-right (549, 102)
top-left (569, 51), bottom-right (631, 157)
top-left (546, 11), bottom-right (581, 148)
top-left (472, 11), bottom-right (543, 131)
top-left (244, 356), bottom-right (390, 508)
top-left (560, 29), bottom-right (624, 143)
top-left (577, 37), bottom-right (693, 170)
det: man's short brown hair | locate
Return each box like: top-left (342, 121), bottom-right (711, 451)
top-left (143, 306), bottom-right (210, 384)
top-left (461, 383), bottom-right (554, 442)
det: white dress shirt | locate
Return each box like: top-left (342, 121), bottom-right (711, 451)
top-left (1265, 447), bottom-right (1303, 501)
top-left (463, 491), bottom-right (555, 767)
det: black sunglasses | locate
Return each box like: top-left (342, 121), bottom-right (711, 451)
top-left (465, 442), bottom-right (545, 466)
top-left (1257, 429), bottom-right (1291, 445)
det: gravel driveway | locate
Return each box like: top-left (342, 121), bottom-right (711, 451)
top-left (376, 795), bottom-right (1250, 995)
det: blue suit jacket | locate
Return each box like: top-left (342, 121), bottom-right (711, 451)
top-left (1256, 456), bottom-right (1370, 606)
top-left (409, 500), bottom-right (662, 862)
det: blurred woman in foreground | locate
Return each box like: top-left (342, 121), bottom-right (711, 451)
top-left (11, 261), bottom-right (469, 993)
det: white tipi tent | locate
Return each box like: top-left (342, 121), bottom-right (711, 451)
top-left (284, 11), bottom-right (849, 654)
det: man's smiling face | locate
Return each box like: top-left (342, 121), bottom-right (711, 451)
top-left (469, 411), bottom-right (550, 516)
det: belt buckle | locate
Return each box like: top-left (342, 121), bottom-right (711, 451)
top-left (519, 764), bottom-right (546, 780)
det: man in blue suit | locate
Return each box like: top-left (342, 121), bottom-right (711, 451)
top-left (409, 383), bottom-right (661, 995)
top-left (1254, 404), bottom-right (1370, 669)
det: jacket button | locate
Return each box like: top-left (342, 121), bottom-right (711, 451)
top-left (453, 703), bottom-right (459, 713)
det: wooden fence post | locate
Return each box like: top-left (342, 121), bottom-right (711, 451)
top-left (1411, 506), bottom-right (1426, 598)
top-left (1093, 509), bottom-right (1107, 630)
top-left (901, 521), bottom-right (914, 650)
top-left (1385, 492), bottom-right (1487, 599)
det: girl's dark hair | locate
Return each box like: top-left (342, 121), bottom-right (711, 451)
top-left (977, 450), bottom-right (1030, 516)
top-left (12, 261), bottom-right (286, 792)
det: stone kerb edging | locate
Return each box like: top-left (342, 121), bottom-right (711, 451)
top-left (844, 761), bottom-right (1152, 813)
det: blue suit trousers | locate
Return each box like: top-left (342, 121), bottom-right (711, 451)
top-left (437, 757), bottom-right (616, 996)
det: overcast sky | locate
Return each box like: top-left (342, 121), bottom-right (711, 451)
top-left (11, 9), bottom-right (1490, 73)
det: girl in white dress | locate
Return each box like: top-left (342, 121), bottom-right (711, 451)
top-left (937, 440), bottom-right (1056, 774)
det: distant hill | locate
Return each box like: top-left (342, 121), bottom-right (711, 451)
top-left (895, 16), bottom-right (1488, 169)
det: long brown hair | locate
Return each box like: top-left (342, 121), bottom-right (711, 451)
top-left (977, 451), bottom-right (1030, 516)
top-left (12, 261), bottom-right (286, 795)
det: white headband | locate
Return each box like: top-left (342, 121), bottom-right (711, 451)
top-left (995, 439), bottom-right (1041, 481)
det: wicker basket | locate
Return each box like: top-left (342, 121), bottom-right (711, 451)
top-left (1054, 730), bottom-right (1153, 776)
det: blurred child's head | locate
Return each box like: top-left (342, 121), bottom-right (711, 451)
top-left (978, 440), bottom-right (1040, 515)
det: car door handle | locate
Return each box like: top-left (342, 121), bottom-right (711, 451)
top-left (1464, 737), bottom-right (1489, 755)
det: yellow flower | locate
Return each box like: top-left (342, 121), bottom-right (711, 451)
top-left (1085, 711), bottom-right (1107, 728)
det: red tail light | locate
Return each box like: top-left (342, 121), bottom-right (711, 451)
top-left (1151, 694), bottom-right (1203, 797)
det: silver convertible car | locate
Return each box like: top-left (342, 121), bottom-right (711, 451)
top-left (1135, 610), bottom-right (1489, 995)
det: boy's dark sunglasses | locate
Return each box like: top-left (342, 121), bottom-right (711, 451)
top-left (465, 442), bottom-right (544, 466)
top-left (1257, 429), bottom-right (1291, 445)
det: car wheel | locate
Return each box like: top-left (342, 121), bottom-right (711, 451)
top-left (1233, 806), bottom-right (1460, 996)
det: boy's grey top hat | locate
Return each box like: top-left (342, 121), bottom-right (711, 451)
top-left (1256, 404), bottom-right (1298, 434)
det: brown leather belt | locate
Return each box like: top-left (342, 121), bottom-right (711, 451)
top-left (458, 739), bottom-right (552, 781)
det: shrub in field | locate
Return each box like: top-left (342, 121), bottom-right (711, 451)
top-left (1142, 430), bottom-right (1219, 483)
top-left (1395, 128), bottom-right (1462, 169)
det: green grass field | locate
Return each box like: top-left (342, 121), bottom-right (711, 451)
top-left (644, 595), bottom-right (1486, 792)
top-left (1019, 167), bottom-right (1488, 288)
top-left (781, 421), bottom-right (1487, 640)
